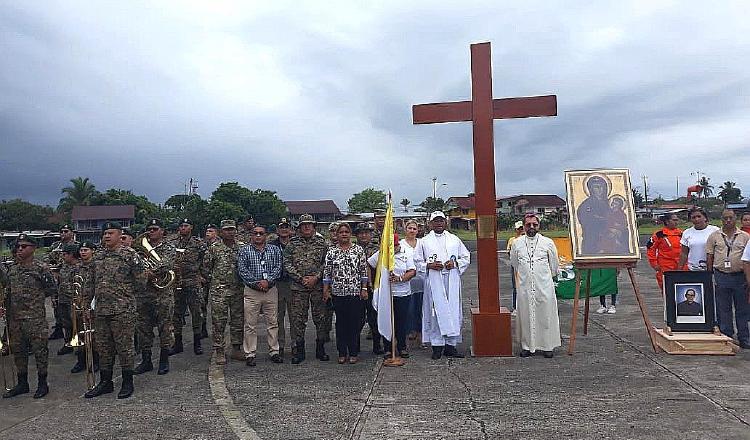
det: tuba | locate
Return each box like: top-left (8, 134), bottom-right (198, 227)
top-left (0, 309), bottom-right (17, 392)
top-left (134, 234), bottom-right (176, 290)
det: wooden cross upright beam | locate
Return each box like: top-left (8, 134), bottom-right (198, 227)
top-left (412, 42), bottom-right (557, 356)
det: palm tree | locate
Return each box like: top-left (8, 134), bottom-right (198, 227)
top-left (718, 181), bottom-right (742, 203)
top-left (400, 198), bottom-right (410, 212)
top-left (58, 177), bottom-right (97, 212)
top-left (698, 176), bottom-right (713, 198)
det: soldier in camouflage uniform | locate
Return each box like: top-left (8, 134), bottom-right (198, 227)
top-left (134, 219), bottom-right (176, 376)
top-left (237, 215), bottom-right (256, 244)
top-left (326, 222), bottom-right (339, 248)
top-left (372, 210), bottom-right (386, 245)
top-left (200, 224), bottom-right (220, 339)
top-left (85, 222), bottom-right (144, 399)
top-left (2, 234), bottom-right (57, 399)
top-left (55, 244), bottom-right (80, 355)
top-left (201, 220), bottom-right (245, 365)
top-left (269, 218), bottom-right (294, 358)
top-left (170, 218), bottom-right (207, 356)
top-left (70, 241), bottom-right (99, 374)
top-left (354, 223), bottom-right (384, 354)
top-left (283, 214), bottom-right (332, 364)
top-left (44, 224), bottom-right (79, 340)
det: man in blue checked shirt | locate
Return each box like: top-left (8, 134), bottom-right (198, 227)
top-left (237, 225), bottom-right (283, 366)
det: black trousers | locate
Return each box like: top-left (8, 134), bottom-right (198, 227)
top-left (360, 296), bottom-right (381, 346)
top-left (383, 296), bottom-right (411, 353)
top-left (333, 296), bottom-right (364, 357)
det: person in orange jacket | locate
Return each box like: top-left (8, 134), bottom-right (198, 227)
top-left (646, 213), bottom-right (686, 292)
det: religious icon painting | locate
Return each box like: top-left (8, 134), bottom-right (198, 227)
top-left (663, 271), bottom-right (716, 332)
top-left (564, 169), bottom-right (640, 262)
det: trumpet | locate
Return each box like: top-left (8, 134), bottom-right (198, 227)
top-left (0, 309), bottom-right (17, 392)
top-left (134, 234), bottom-right (176, 290)
top-left (69, 275), bottom-right (96, 391)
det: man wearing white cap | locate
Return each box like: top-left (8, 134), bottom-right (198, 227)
top-left (416, 211), bottom-right (470, 359)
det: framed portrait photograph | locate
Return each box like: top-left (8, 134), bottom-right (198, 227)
top-left (565, 169), bottom-right (640, 262)
top-left (664, 271), bottom-right (716, 332)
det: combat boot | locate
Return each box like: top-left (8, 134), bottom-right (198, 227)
top-left (84, 370), bottom-right (114, 398)
top-left (33, 373), bottom-right (49, 399)
top-left (57, 344), bottom-right (74, 356)
top-left (2, 373), bottom-right (29, 398)
top-left (315, 339), bottom-right (330, 361)
top-left (48, 326), bottom-right (64, 340)
top-left (71, 350), bottom-right (85, 373)
top-left (193, 334), bottom-right (203, 355)
top-left (230, 344), bottom-right (245, 361)
top-left (170, 334), bottom-right (183, 355)
top-left (157, 348), bottom-right (170, 375)
top-left (291, 341), bottom-right (305, 364)
top-left (118, 370), bottom-right (134, 399)
top-left (134, 351), bottom-right (153, 375)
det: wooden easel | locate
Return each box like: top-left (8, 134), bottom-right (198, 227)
top-left (567, 260), bottom-right (659, 355)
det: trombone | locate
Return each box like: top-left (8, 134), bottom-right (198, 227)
top-left (71, 275), bottom-right (96, 391)
top-left (0, 309), bottom-right (17, 392)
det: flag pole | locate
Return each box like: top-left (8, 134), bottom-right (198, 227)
top-left (383, 192), bottom-right (404, 367)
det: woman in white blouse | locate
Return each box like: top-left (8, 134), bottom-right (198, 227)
top-left (401, 220), bottom-right (425, 342)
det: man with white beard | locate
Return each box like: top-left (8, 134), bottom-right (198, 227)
top-left (510, 213), bottom-right (561, 358)
top-left (417, 211), bottom-right (470, 360)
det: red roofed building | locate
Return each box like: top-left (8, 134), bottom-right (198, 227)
top-left (496, 195), bottom-right (566, 218)
top-left (284, 200), bottom-right (342, 223)
top-left (72, 205), bottom-right (136, 242)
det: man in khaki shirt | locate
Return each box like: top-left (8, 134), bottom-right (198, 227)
top-left (706, 210), bottom-right (750, 348)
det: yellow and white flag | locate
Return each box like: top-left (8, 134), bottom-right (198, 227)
top-left (372, 194), bottom-right (395, 341)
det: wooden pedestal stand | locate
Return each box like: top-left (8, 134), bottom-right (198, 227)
top-left (652, 326), bottom-right (739, 355)
top-left (567, 260), bottom-right (658, 355)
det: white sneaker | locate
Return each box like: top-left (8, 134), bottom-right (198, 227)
top-left (596, 306), bottom-right (607, 314)
top-left (607, 305), bottom-right (617, 314)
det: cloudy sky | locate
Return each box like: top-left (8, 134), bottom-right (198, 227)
top-left (1, 1), bottom-right (749, 210)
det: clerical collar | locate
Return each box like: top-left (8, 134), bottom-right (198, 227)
top-left (434, 231), bottom-right (445, 237)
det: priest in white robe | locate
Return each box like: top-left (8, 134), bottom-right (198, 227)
top-left (510, 213), bottom-right (561, 358)
top-left (417, 211), bottom-right (471, 359)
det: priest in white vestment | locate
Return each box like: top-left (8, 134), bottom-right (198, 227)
top-left (510, 213), bottom-right (561, 358)
top-left (417, 211), bottom-right (471, 359)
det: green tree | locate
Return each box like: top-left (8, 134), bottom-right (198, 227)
top-left (164, 194), bottom-right (201, 211)
top-left (211, 182), bottom-right (287, 226)
top-left (0, 199), bottom-right (55, 230)
top-left (400, 198), bottom-right (410, 211)
top-left (91, 188), bottom-right (160, 226)
top-left (204, 200), bottom-right (246, 227)
top-left (632, 188), bottom-right (644, 208)
top-left (718, 181), bottom-right (742, 204)
top-left (698, 176), bottom-right (714, 198)
top-left (347, 188), bottom-right (386, 213)
top-left (417, 197), bottom-right (448, 213)
top-left (58, 177), bottom-right (98, 212)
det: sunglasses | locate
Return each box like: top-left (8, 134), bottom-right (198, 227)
top-left (252, 232), bottom-right (265, 236)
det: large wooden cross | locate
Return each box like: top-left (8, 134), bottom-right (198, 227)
top-left (413, 42), bottom-right (557, 356)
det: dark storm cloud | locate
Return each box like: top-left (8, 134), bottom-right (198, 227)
top-left (1, 1), bottom-right (749, 210)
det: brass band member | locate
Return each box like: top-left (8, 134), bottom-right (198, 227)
top-left (56, 244), bottom-right (81, 355)
top-left (170, 218), bottom-right (207, 356)
top-left (44, 224), bottom-right (78, 340)
top-left (85, 222), bottom-right (144, 399)
top-left (2, 234), bottom-right (57, 399)
top-left (70, 241), bottom-right (99, 374)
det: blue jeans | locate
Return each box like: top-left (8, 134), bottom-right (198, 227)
top-left (600, 294), bottom-right (618, 307)
top-left (714, 271), bottom-right (749, 344)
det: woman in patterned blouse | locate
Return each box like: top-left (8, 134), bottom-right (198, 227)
top-left (322, 223), bottom-right (369, 364)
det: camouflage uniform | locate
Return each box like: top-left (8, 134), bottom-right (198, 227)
top-left (136, 240), bottom-right (176, 351)
top-left (93, 246), bottom-right (144, 370)
top-left (201, 239), bottom-right (244, 350)
top-left (4, 260), bottom-right (57, 375)
top-left (57, 260), bottom-right (79, 342)
top-left (269, 237), bottom-right (292, 351)
top-left (283, 234), bottom-right (331, 347)
top-left (172, 236), bottom-right (206, 338)
top-left (201, 236), bottom-right (221, 335)
top-left (43, 239), bottom-right (79, 336)
top-left (237, 226), bottom-right (253, 245)
top-left (360, 240), bottom-right (382, 346)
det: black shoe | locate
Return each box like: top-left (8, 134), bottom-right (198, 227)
top-left (2, 373), bottom-right (29, 398)
top-left (372, 341), bottom-right (385, 355)
top-left (118, 370), bottom-right (134, 399)
top-left (431, 346), bottom-right (444, 360)
top-left (84, 370), bottom-right (114, 398)
top-left (48, 327), bottom-right (64, 340)
top-left (157, 348), bottom-right (170, 375)
top-left (543, 351), bottom-right (554, 359)
top-left (245, 356), bottom-right (256, 367)
top-left (57, 345), bottom-right (74, 356)
top-left (315, 339), bottom-right (330, 361)
top-left (444, 345), bottom-right (465, 358)
top-left (33, 374), bottom-right (49, 399)
top-left (71, 351), bottom-right (85, 373)
top-left (270, 354), bottom-right (283, 364)
top-left (170, 335), bottom-right (183, 356)
top-left (291, 342), bottom-right (305, 364)
top-left (739, 341), bottom-right (750, 349)
top-left (399, 350), bottom-right (410, 359)
top-left (193, 335), bottom-right (203, 355)
top-left (519, 349), bottom-right (532, 358)
top-left (134, 351), bottom-right (153, 375)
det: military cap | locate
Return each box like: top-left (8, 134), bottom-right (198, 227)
top-left (354, 222), bottom-right (374, 233)
top-left (298, 214), bottom-right (316, 225)
top-left (328, 222), bottom-right (339, 232)
top-left (221, 219), bottom-right (237, 229)
top-left (243, 215), bottom-right (254, 222)
top-left (101, 221), bottom-right (122, 231)
top-left (121, 227), bottom-right (135, 238)
top-left (179, 218), bottom-right (193, 226)
top-left (374, 209), bottom-right (386, 218)
top-left (147, 218), bottom-right (163, 228)
top-left (277, 218), bottom-right (291, 228)
top-left (80, 241), bottom-right (97, 250)
top-left (59, 224), bottom-right (73, 232)
top-left (205, 223), bottom-right (219, 230)
top-left (62, 244), bottom-right (80, 254)
top-left (14, 233), bottom-right (38, 246)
